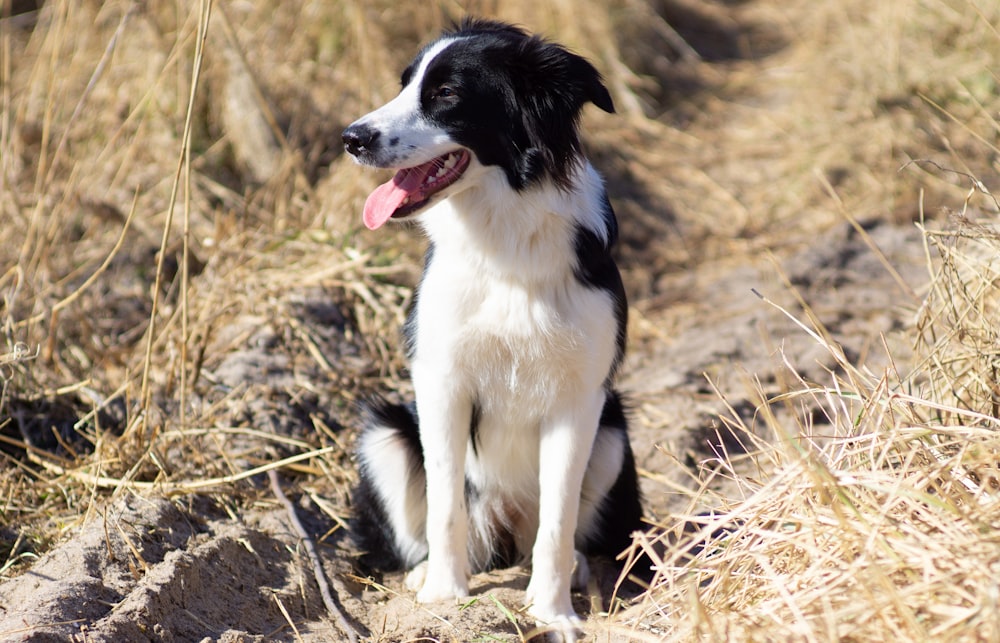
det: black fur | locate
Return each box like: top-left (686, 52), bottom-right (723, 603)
top-left (579, 390), bottom-right (644, 558)
top-left (572, 193), bottom-right (628, 378)
top-left (405, 18), bottom-right (614, 190)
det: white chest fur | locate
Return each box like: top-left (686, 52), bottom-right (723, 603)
top-left (410, 164), bottom-right (619, 425)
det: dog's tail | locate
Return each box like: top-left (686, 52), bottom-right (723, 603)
top-left (350, 397), bottom-right (429, 571)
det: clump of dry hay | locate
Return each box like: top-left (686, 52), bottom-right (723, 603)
top-left (914, 187), bottom-right (1000, 421)
top-left (0, 0), bottom-right (398, 556)
top-left (616, 161), bottom-right (1000, 642)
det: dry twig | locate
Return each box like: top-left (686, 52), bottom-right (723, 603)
top-left (267, 469), bottom-right (359, 643)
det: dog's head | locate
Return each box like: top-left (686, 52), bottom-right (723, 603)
top-left (342, 18), bottom-right (614, 230)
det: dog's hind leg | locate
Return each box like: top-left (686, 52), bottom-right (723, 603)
top-left (351, 398), bottom-right (429, 571)
top-left (576, 389), bottom-right (644, 561)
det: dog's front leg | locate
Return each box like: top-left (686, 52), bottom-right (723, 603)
top-left (526, 391), bottom-right (604, 637)
top-left (412, 371), bottom-right (472, 603)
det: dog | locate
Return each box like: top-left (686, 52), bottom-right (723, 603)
top-left (342, 18), bottom-right (644, 637)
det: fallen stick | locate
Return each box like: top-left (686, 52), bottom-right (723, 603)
top-left (267, 469), bottom-right (359, 643)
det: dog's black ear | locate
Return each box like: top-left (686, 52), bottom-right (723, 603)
top-left (567, 53), bottom-right (615, 114)
top-left (516, 37), bottom-right (614, 116)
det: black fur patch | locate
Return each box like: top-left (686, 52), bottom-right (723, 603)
top-left (412, 17), bottom-right (614, 190)
top-left (572, 195), bottom-right (628, 376)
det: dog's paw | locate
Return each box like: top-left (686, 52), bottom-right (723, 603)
top-left (413, 564), bottom-right (469, 603)
top-left (404, 561), bottom-right (428, 592)
top-left (527, 608), bottom-right (584, 643)
top-left (417, 578), bottom-right (469, 603)
top-left (525, 587), bottom-right (582, 642)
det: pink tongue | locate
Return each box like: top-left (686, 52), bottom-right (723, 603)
top-left (362, 163), bottom-right (432, 230)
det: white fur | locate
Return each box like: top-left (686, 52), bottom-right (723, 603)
top-left (408, 166), bottom-right (619, 637)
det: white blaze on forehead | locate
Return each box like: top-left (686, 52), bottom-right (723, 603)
top-left (411, 36), bottom-right (464, 88)
top-left (356, 37), bottom-right (463, 132)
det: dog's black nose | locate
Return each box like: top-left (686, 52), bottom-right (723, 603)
top-left (342, 124), bottom-right (380, 156)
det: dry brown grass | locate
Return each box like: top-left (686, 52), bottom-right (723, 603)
top-left (2, 0), bottom-right (1000, 640)
top-left (608, 2), bottom-right (1000, 636)
top-left (618, 218), bottom-right (1000, 639)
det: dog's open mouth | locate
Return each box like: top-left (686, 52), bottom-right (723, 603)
top-left (362, 150), bottom-right (471, 230)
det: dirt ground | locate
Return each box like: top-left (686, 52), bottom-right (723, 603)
top-left (0, 0), bottom-right (992, 641)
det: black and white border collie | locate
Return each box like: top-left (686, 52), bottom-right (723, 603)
top-left (342, 18), bottom-right (644, 637)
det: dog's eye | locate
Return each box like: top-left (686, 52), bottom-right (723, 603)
top-left (433, 85), bottom-right (457, 101)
